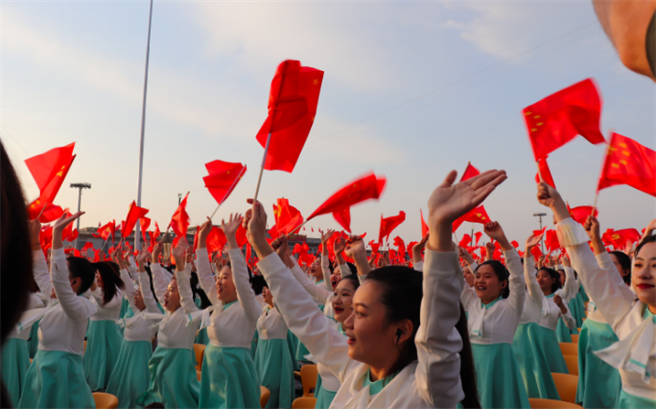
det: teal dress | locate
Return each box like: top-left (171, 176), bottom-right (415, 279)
top-left (137, 347), bottom-right (200, 408)
top-left (568, 294), bottom-right (585, 329)
top-left (2, 338), bottom-right (32, 406)
top-left (254, 306), bottom-right (295, 408)
top-left (556, 317), bottom-right (573, 342)
top-left (538, 326), bottom-right (569, 374)
top-left (472, 343), bottom-right (531, 408)
top-left (105, 339), bottom-right (153, 408)
top-left (576, 318), bottom-right (621, 408)
top-left (195, 327), bottom-right (210, 345)
top-left (18, 349), bottom-right (95, 409)
top-left (83, 319), bottom-right (123, 390)
top-left (27, 320), bottom-right (40, 358)
top-left (313, 325), bottom-right (346, 409)
top-left (512, 323), bottom-right (560, 399)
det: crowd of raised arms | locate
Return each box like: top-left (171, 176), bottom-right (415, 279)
top-left (1, 167), bottom-right (655, 409)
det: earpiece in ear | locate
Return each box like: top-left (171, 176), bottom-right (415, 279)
top-left (395, 329), bottom-right (402, 336)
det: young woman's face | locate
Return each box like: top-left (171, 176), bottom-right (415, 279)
top-left (309, 259), bottom-right (323, 281)
top-left (537, 270), bottom-right (557, 295)
top-left (610, 253), bottom-right (630, 278)
top-left (331, 271), bottom-right (341, 288)
top-left (95, 270), bottom-right (104, 288)
top-left (215, 266), bottom-right (237, 303)
top-left (343, 281), bottom-right (399, 367)
top-left (633, 242), bottom-right (656, 308)
top-left (163, 278), bottom-right (180, 312)
top-left (262, 286), bottom-right (273, 306)
top-left (558, 270), bottom-right (566, 286)
top-left (332, 279), bottom-right (356, 324)
top-left (474, 264), bottom-right (506, 302)
top-left (134, 289), bottom-right (146, 311)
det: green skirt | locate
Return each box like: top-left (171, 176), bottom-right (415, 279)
top-left (2, 338), bottom-right (31, 406)
top-left (512, 323), bottom-right (560, 400)
top-left (569, 296), bottom-right (585, 328)
top-left (287, 331), bottom-right (300, 370)
top-left (250, 330), bottom-right (259, 360)
top-left (119, 298), bottom-right (130, 319)
top-left (556, 317), bottom-right (573, 343)
top-left (199, 344), bottom-right (260, 408)
top-left (472, 343), bottom-right (530, 409)
top-left (195, 328), bottom-right (210, 345)
top-left (579, 285), bottom-right (589, 303)
top-left (314, 376), bottom-right (337, 409)
top-left (618, 390), bottom-right (656, 408)
top-left (538, 326), bottom-right (569, 374)
top-left (83, 320), bottom-right (123, 391)
top-left (576, 319), bottom-right (621, 408)
top-left (254, 338), bottom-right (295, 408)
top-left (28, 320), bottom-right (40, 358)
top-left (137, 347), bottom-right (200, 408)
top-left (18, 349), bottom-right (95, 408)
top-left (105, 340), bottom-right (152, 408)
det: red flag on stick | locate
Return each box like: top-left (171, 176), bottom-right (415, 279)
top-left (597, 132), bottom-right (656, 197)
top-left (122, 201), bottom-right (149, 238)
top-left (203, 160), bottom-right (247, 205)
top-left (568, 205), bottom-right (598, 224)
top-left (96, 221), bottom-right (116, 241)
top-left (453, 162), bottom-right (492, 232)
top-left (379, 211), bottom-right (406, 243)
top-left (535, 156), bottom-right (556, 188)
top-left (608, 228), bottom-right (641, 249)
top-left (153, 222), bottom-right (161, 242)
top-left (420, 209), bottom-right (429, 237)
top-left (27, 201), bottom-right (64, 223)
top-left (170, 193), bottom-right (190, 239)
top-left (256, 60), bottom-right (324, 172)
top-left (306, 172), bottom-right (386, 232)
top-left (140, 217), bottom-right (151, 242)
top-left (523, 78), bottom-right (605, 160)
top-left (273, 198), bottom-right (304, 235)
top-left (24, 142), bottom-right (77, 214)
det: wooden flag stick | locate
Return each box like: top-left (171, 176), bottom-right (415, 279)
top-left (35, 201), bottom-right (48, 220)
top-left (536, 160), bottom-right (544, 183)
top-left (288, 219), bottom-right (309, 236)
top-left (253, 132), bottom-right (272, 203)
top-left (591, 193), bottom-right (599, 216)
top-left (210, 204), bottom-right (221, 220)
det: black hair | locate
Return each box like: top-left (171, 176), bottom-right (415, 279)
top-left (475, 260), bottom-right (510, 298)
top-left (634, 235), bottom-right (656, 277)
top-left (365, 266), bottom-right (422, 377)
top-left (537, 267), bottom-right (562, 294)
top-left (456, 303), bottom-right (481, 409)
top-left (610, 251), bottom-right (633, 285)
top-left (337, 274), bottom-right (360, 292)
top-left (190, 271), bottom-right (212, 309)
top-left (250, 274), bottom-right (267, 295)
top-left (346, 262), bottom-right (357, 276)
top-left (93, 261), bottom-right (125, 305)
top-left (67, 257), bottom-right (97, 294)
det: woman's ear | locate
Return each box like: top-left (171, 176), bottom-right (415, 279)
top-left (395, 319), bottom-right (414, 346)
top-left (500, 280), bottom-right (508, 290)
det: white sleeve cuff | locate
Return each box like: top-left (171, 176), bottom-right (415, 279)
top-left (556, 218), bottom-right (590, 247)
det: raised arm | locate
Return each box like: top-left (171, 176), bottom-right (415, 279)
top-left (222, 214), bottom-right (261, 323)
top-left (171, 239), bottom-right (198, 313)
top-left (537, 183), bottom-right (635, 329)
top-left (51, 213), bottom-right (97, 321)
top-left (150, 242), bottom-right (171, 303)
top-left (524, 234), bottom-right (544, 304)
top-left (282, 244), bottom-right (332, 305)
top-left (195, 219), bottom-right (220, 306)
top-left (138, 255), bottom-right (160, 314)
top-left (485, 221), bottom-right (525, 314)
top-left (413, 234), bottom-right (430, 272)
top-left (320, 229), bottom-right (335, 291)
top-left (30, 220), bottom-right (53, 297)
top-left (334, 237), bottom-right (350, 276)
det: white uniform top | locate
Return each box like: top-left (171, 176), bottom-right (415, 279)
top-left (257, 305), bottom-right (288, 340)
top-left (258, 249), bottom-right (465, 409)
top-left (89, 286), bottom-right (123, 322)
top-left (559, 265), bottom-right (580, 303)
top-left (150, 263), bottom-right (199, 350)
top-left (33, 248), bottom-right (97, 354)
top-left (196, 248), bottom-right (259, 349)
top-left (9, 293), bottom-right (46, 340)
top-left (585, 252), bottom-right (624, 324)
top-left (118, 268), bottom-right (159, 342)
top-left (559, 218), bottom-right (655, 401)
top-left (461, 249), bottom-right (525, 345)
top-left (518, 255), bottom-right (542, 325)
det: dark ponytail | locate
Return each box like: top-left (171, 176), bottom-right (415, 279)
top-left (365, 266), bottom-right (422, 378)
top-left (456, 303), bottom-right (480, 409)
top-left (610, 251), bottom-right (632, 285)
top-left (67, 257), bottom-right (96, 294)
top-left (475, 260), bottom-right (510, 298)
top-left (93, 261), bottom-right (125, 305)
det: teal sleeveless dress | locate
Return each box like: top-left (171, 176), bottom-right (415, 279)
top-left (512, 323), bottom-right (560, 399)
top-left (2, 338), bottom-right (32, 406)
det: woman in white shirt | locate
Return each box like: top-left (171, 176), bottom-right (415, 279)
top-left (83, 258), bottom-right (125, 391)
top-left (106, 248), bottom-right (160, 408)
top-left (461, 221), bottom-right (530, 409)
top-left (136, 240), bottom-right (201, 408)
top-left (195, 215), bottom-right (262, 409)
top-left (18, 212), bottom-right (97, 409)
top-left (537, 182), bottom-right (656, 408)
top-left (243, 168), bottom-right (506, 408)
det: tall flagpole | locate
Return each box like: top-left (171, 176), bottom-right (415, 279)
top-left (135, 0), bottom-right (155, 251)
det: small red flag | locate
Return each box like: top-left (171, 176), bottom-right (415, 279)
top-left (140, 217), bottom-right (151, 242)
top-left (96, 221), bottom-right (116, 241)
top-left (452, 205), bottom-right (490, 232)
top-left (460, 162), bottom-right (480, 182)
top-left (545, 229), bottom-right (561, 252)
top-left (379, 211), bottom-right (406, 243)
top-left (273, 198), bottom-right (304, 235)
top-left (153, 222), bottom-right (161, 242)
top-left (535, 156), bottom-right (556, 188)
top-left (597, 132), bottom-right (656, 197)
top-left (393, 236), bottom-right (406, 259)
top-left (122, 201), bottom-right (149, 238)
top-left (307, 172), bottom-right (387, 232)
top-left (203, 160), bottom-right (247, 205)
top-left (420, 209), bottom-right (429, 237)
top-left (256, 60), bottom-right (324, 172)
top-left (568, 205), bottom-right (598, 224)
top-left (170, 193), bottom-right (190, 239)
top-left (24, 143), bottom-right (77, 210)
top-left (27, 200), bottom-right (64, 223)
top-left (474, 232), bottom-right (483, 246)
top-left (608, 228), bottom-right (641, 249)
top-left (207, 226), bottom-right (227, 254)
top-left (523, 78), bottom-right (605, 160)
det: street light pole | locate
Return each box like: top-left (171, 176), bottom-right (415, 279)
top-left (533, 212), bottom-right (547, 254)
top-left (70, 183), bottom-right (91, 249)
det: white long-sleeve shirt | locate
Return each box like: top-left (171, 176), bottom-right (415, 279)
top-left (117, 268), bottom-right (159, 342)
top-left (10, 293), bottom-right (46, 340)
top-left (36, 248), bottom-right (97, 354)
top-left (560, 218), bottom-right (655, 401)
top-left (196, 248), bottom-right (259, 349)
top-left (257, 249), bottom-right (465, 408)
top-left (89, 286), bottom-right (123, 321)
top-left (256, 305), bottom-right (288, 340)
top-left (518, 255), bottom-right (542, 325)
top-left (461, 249), bottom-right (525, 344)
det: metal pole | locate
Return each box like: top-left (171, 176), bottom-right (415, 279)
top-left (75, 187), bottom-right (82, 248)
top-left (533, 212), bottom-right (547, 254)
top-left (135, 0), bottom-right (155, 252)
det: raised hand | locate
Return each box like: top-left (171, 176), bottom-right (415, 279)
top-left (52, 212), bottom-right (84, 250)
top-left (584, 215), bottom-right (606, 255)
top-left (344, 235), bottom-right (371, 276)
top-left (334, 237), bottom-right (346, 255)
top-left (152, 242), bottom-right (163, 264)
top-left (198, 218), bottom-right (213, 248)
top-left (321, 229), bottom-right (335, 243)
top-left (458, 246), bottom-right (474, 265)
top-left (485, 242), bottom-right (495, 260)
top-left (428, 170), bottom-right (506, 252)
top-left (270, 235), bottom-right (292, 268)
top-left (136, 249), bottom-right (149, 272)
top-left (525, 233), bottom-right (542, 253)
top-left (172, 237), bottom-right (188, 269)
top-left (537, 182), bottom-right (569, 222)
top-left (245, 199), bottom-right (273, 259)
top-left (222, 213), bottom-right (243, 250)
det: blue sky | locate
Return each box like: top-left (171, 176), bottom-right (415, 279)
top-left (2, 0), bottom-right (655, 248)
